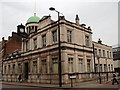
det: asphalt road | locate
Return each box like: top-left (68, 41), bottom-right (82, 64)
top-left (1, 83), bottom-right (119, 90)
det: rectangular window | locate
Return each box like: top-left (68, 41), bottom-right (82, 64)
top-left (68, 57), bottom-right (73, 73)
top-left (108, 64), bottom-right (110, 71)
top-left (99, 49), bottom-right (101, 57)
top-left (95, 64), bottom-right (98, 72)
top-left (87, 59), bottom-right (91, 72)
top-left (52, 58), bottom-right (58, 73)
top-left (110, 52), bottom-right (112, 58)
top-left (104, 64), bottom-right (107, 72)
top-left (8, 65), bottom-right (11, 74)
top-left (78, 58), bottom-right (83, 73)
top-left (52, 30), bottom-right (57, 43)
top-left (85, 35), bottom-right (89, 47)
top-left (41, 60), bottom-right (47, 74)
top-left (42, 34), bottom-right (46, 47)
top-left (33, 38), bottom-right (37, 49)
top-left (12, 64), bottom-right (15, 74)
top-left (111, 64), bottom-right (113, 71)
top-left (18, 64), bottom-right (22, 74)
top-left (33, 61), bottom-right (37, 74)
top-left (26, 40), bottom-right (30, 51)
top-left (100, 64), bottom-right (102, 72)
top-left (67, 30), bottom-right (72, 43)
top-left (107, 51), bottom-right (109, 58)
top-left (103, 50), bottom-right (105, 57)
top-left (4, 66), bottom-right (7, 74)
top-left (95, 48), bottom-right (97, 56)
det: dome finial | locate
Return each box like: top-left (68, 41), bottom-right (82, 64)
top-left (34, 13), bottom-right (36, 16)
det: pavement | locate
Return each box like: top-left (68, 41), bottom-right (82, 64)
top-left (1, 77), bottom-right (120, 89)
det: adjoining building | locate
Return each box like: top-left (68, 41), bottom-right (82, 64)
top-left (112, 45), bottom-right (120, 73)
top-left (93, 39), bottom-right (114, 73)
top-left (2, 14), bottom-right (114, 84)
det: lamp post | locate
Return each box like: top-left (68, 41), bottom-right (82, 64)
top-left (106, 58), bottom-right (108, 81)
top-left (97, 56), bottom-right (101, 84)
top-left (49, 7), bottom-right (62, 87)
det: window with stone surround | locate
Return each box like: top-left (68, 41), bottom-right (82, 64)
top-left (18, 63), bottom-right (22, 74)
top-left (52, 57), bottom-right (58, 74)
top-left (68, 57), bottom-right (73, 73)
top-left (33, 38), bottom-right (37, 49)
top-left (42, 34), bottom-right (46, 47)
top-left (67, 30), bottom-right (72, 43)
top-left (103, 50), bottom-right (105, 57)
top-left (87, 59), bottom-right (91, 72)
top-left (41, 60), bottom-right (47, 74)
top-left (78, 58), bottom-right (83, 73)
top-left (33, 61), bottom-right (37, 74)
top-left (12, 64), bottom-right (15, 74)
top-left (85, 35), bottom-right (89, 47)
top-left (52, 30), bottom-right (57, 43)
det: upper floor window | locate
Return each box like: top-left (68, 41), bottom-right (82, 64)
top-left (107, 51), bottom-right (109, 58)
top-left (85, 35), bottom-right (89, 47)
top-left (99, 49), bottom-right (101, 57)
top-left (95, 48), bottom-right (97, 56)
top-left (42, 34), bottom-right (46, 47)
top-left (67, 30), bottom-right (72, 43)
top-left (52, 30), bottom-right (57, 43)
top-left (4, 66), bottom-right (7, 74)
top-left (26, 40), bottom-right (30, 51)
top-left (33, 38), bottom-right (37, 49)
top-left (103, 50), bottom-right (105, 57)
top-left (110, 52), bottom-right (112, 58)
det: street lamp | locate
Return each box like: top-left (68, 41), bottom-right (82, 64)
top-left (49, 7), bottom-right (62, 87)
top-left (106, 58), bottom-right (108, 81)
top-left (97, 56), bottom-right (101, 84)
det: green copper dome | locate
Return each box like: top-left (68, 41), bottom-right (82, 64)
top-left (27, 15), bottom-right (40, 24)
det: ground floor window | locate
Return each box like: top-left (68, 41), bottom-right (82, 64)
top-left (52, 57), bottom-right (58, 74)
top-left (8, 65), bottom-right (11, 74)
top-left (78, 58), bottom-right (83, 73)
top-left (68, 57), bottom-right (74, 73)
top-left (33, 61), bottom-right (37, 74)
top-left (12, 64), bottom-right (15, 74)
top-left (41, 59), bottom-right (47, 74)
top-left (18, 63), bottom-right (22, 74)
top-left (87, 59), bottom-right (91, 72)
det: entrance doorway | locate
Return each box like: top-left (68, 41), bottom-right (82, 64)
top-left (24, 62), bottom-right (29, 80)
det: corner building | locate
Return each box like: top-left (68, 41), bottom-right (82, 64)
top-left (3, 14), bottom-right (113, 84)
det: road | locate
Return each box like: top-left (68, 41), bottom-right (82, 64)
top-left (1, 83), bottom-right (119, 90)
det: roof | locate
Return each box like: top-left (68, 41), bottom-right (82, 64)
top-left (27, 14), bottom-right (40, 24)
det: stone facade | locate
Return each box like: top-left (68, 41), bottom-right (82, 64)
top-left (93, 39), bottom-right (114, 73)
top-left (2, 14), bottom-right (114, 84)
top-left (112, 46), bottom-right (120, 73)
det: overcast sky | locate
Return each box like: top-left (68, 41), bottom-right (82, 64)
top-left (0, 0), bottom-right (119, 46)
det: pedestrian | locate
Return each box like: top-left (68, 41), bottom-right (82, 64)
top-left (18, 74), bottom-right (22, 82)
top-left (112, 73), bottom-right (119, 85)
